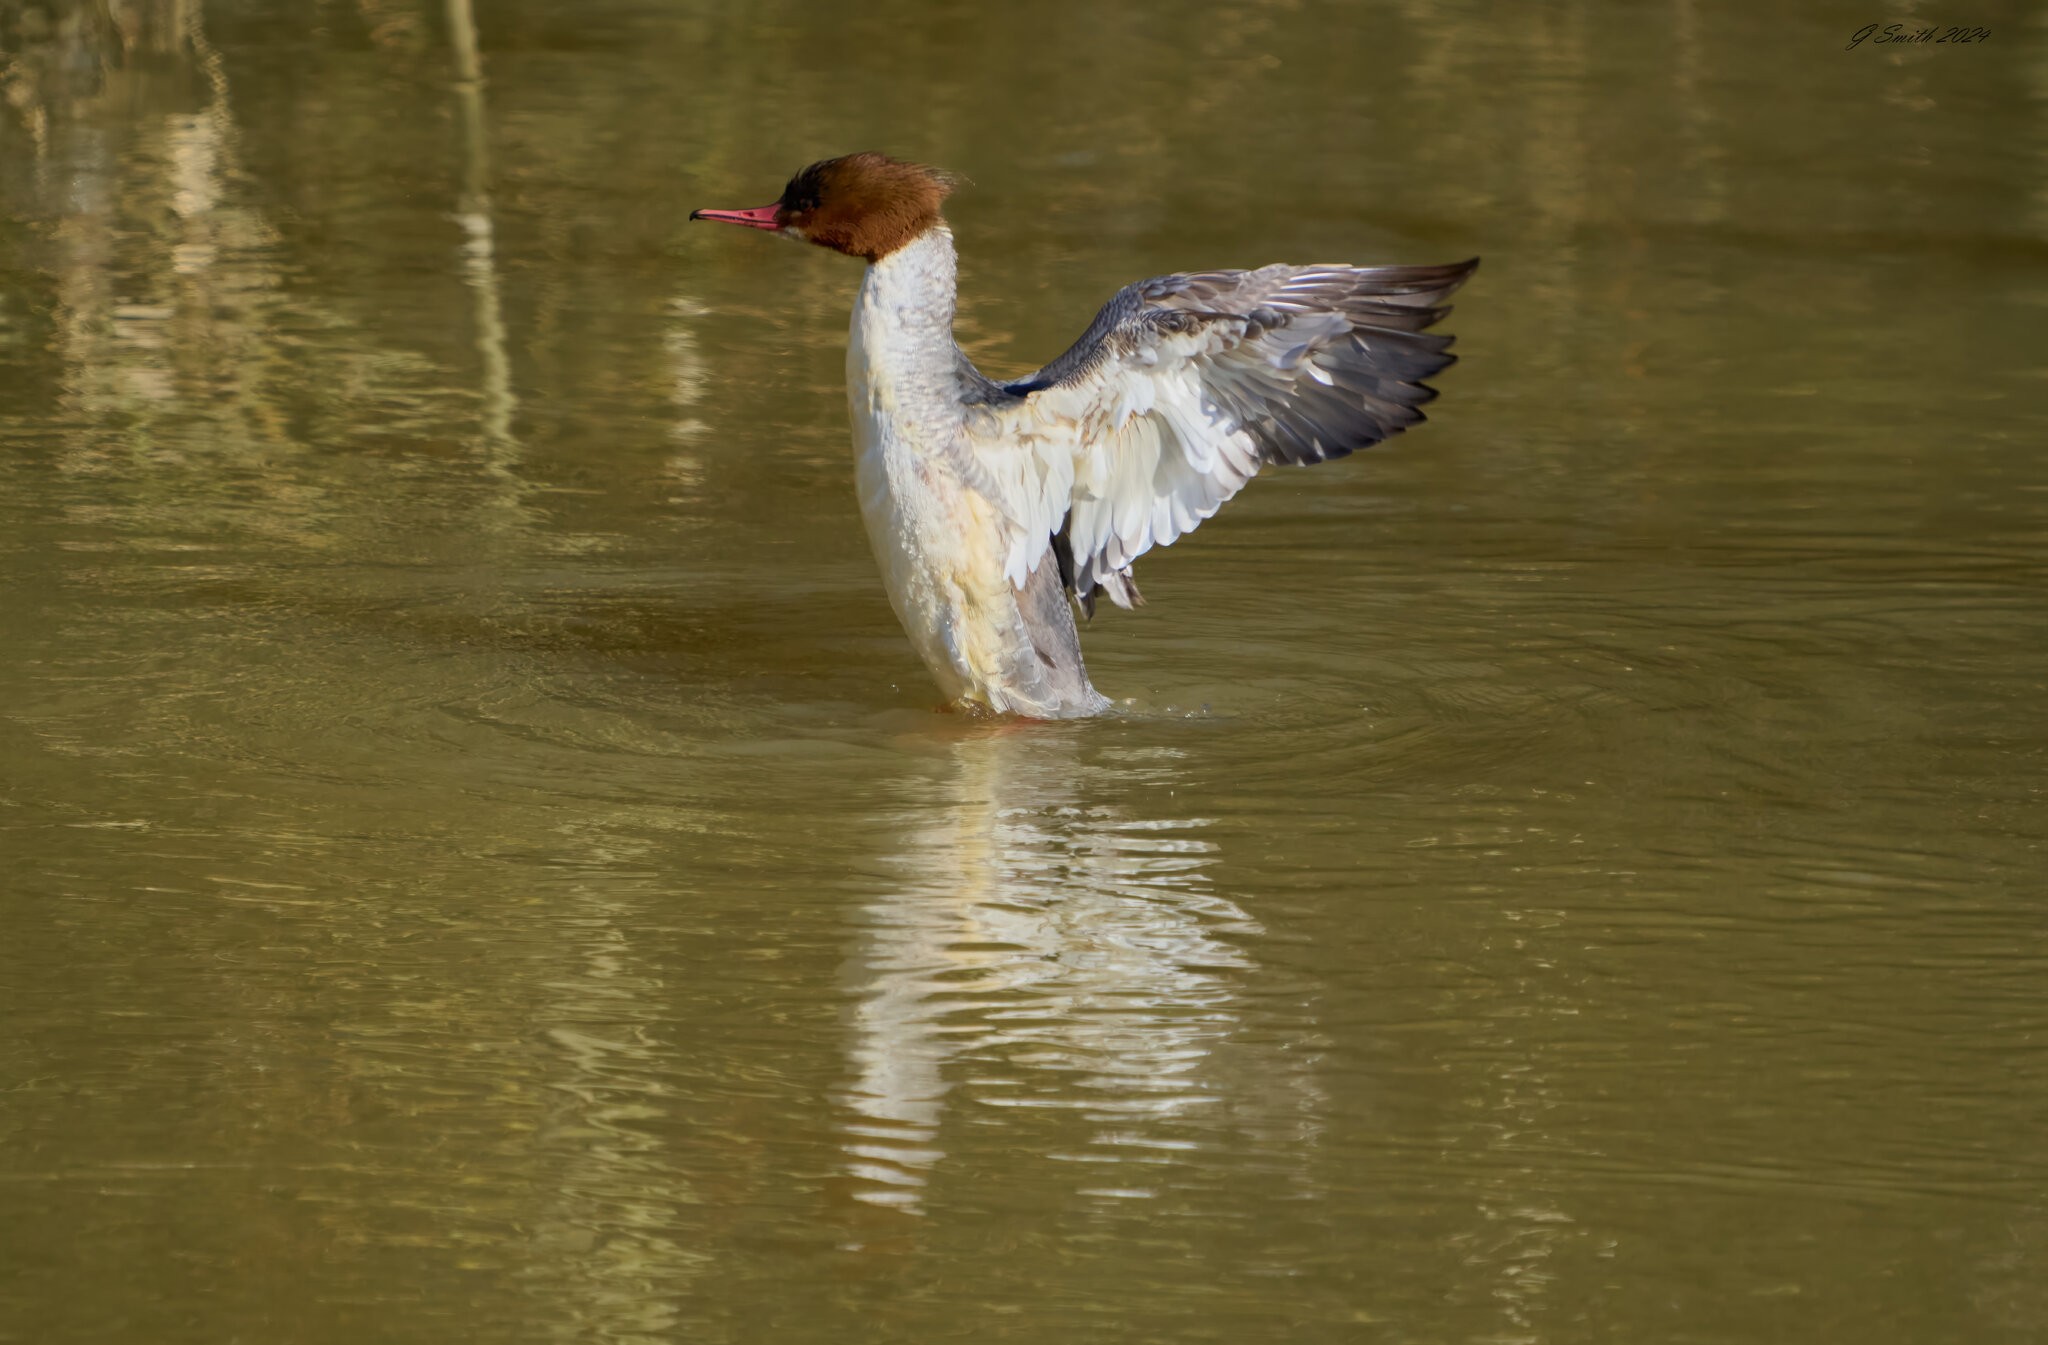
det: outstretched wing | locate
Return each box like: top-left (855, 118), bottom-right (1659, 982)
top-left (970, 259), bottom-right (1477, 613)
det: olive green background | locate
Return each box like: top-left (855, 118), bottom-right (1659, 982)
top-left (3, 2), bottom-right (2044, 1341)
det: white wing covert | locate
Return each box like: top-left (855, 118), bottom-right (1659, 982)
top-left (967, 259), bottom-right (1477, 614)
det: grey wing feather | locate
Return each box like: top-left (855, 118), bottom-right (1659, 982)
top-left (984, 258), bottom-right (1477, 614)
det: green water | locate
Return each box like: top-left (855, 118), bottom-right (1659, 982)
top-left (4, 2), bottom-right (2046, 1341)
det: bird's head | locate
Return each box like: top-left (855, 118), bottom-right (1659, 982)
top-left (691, 152), bottom-right (955, 262)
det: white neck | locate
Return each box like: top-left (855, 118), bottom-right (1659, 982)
top-left (849, 226), bottom-right (962, 420)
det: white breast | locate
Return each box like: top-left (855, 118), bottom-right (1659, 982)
top-left (845, 229), bottom-right (1004, 700)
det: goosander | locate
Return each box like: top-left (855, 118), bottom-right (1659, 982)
top-left (692, 153), bottom-right (1476, 718)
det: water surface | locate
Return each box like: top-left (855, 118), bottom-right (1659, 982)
top-left (4, 2), bottom-right (2047, 1341)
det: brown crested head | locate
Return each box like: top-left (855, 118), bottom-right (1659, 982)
top-left (691, 153), bottom-right (954, 263)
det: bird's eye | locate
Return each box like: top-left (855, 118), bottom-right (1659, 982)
top-left (779, 173), bottom-right (823, 215)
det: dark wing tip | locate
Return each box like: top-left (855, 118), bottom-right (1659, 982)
top-left (1346, 257), bottom-right (1480, 309)
top-left (1250, 259), bottom-right (1477, 466)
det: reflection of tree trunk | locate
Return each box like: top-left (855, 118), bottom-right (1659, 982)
top-left (446, 0), bottom-right (517, 464)
top-left (43, 0), bottom-right (268, 447)
top-left (518, 877), bottom-right (703, 1339)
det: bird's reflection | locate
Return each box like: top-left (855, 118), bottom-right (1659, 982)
top-left (839, 726), bottom-right (1314, 1213)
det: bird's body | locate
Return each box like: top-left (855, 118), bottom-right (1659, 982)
top-left (848, 226), bottom-right (1108, 716)
top-left (694, 154), bottom-right (1475, 718)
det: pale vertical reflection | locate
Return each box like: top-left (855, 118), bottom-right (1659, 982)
top-left (521, 864), bottom-right (703, 1345)
top-left (1449, 1085), bottom-right (1580, 1338)
top-left (45, 0), bottom-right (287, 459)
top-left (839, 729), bottom-right (1318, 1212)
top-left (2031, 8), bottom-right (2048, 242)
top-left (447, 0), bottom-right (518, 463)
top-left (1670, 0), bottom-right (1728, 228)
top-left (662, 296), bottom-right (710, 497)
top-left (172, 3), bottom-right (231, 274)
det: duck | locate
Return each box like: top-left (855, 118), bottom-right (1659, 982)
top-left (692, 152), bottom-right (1475, 718)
